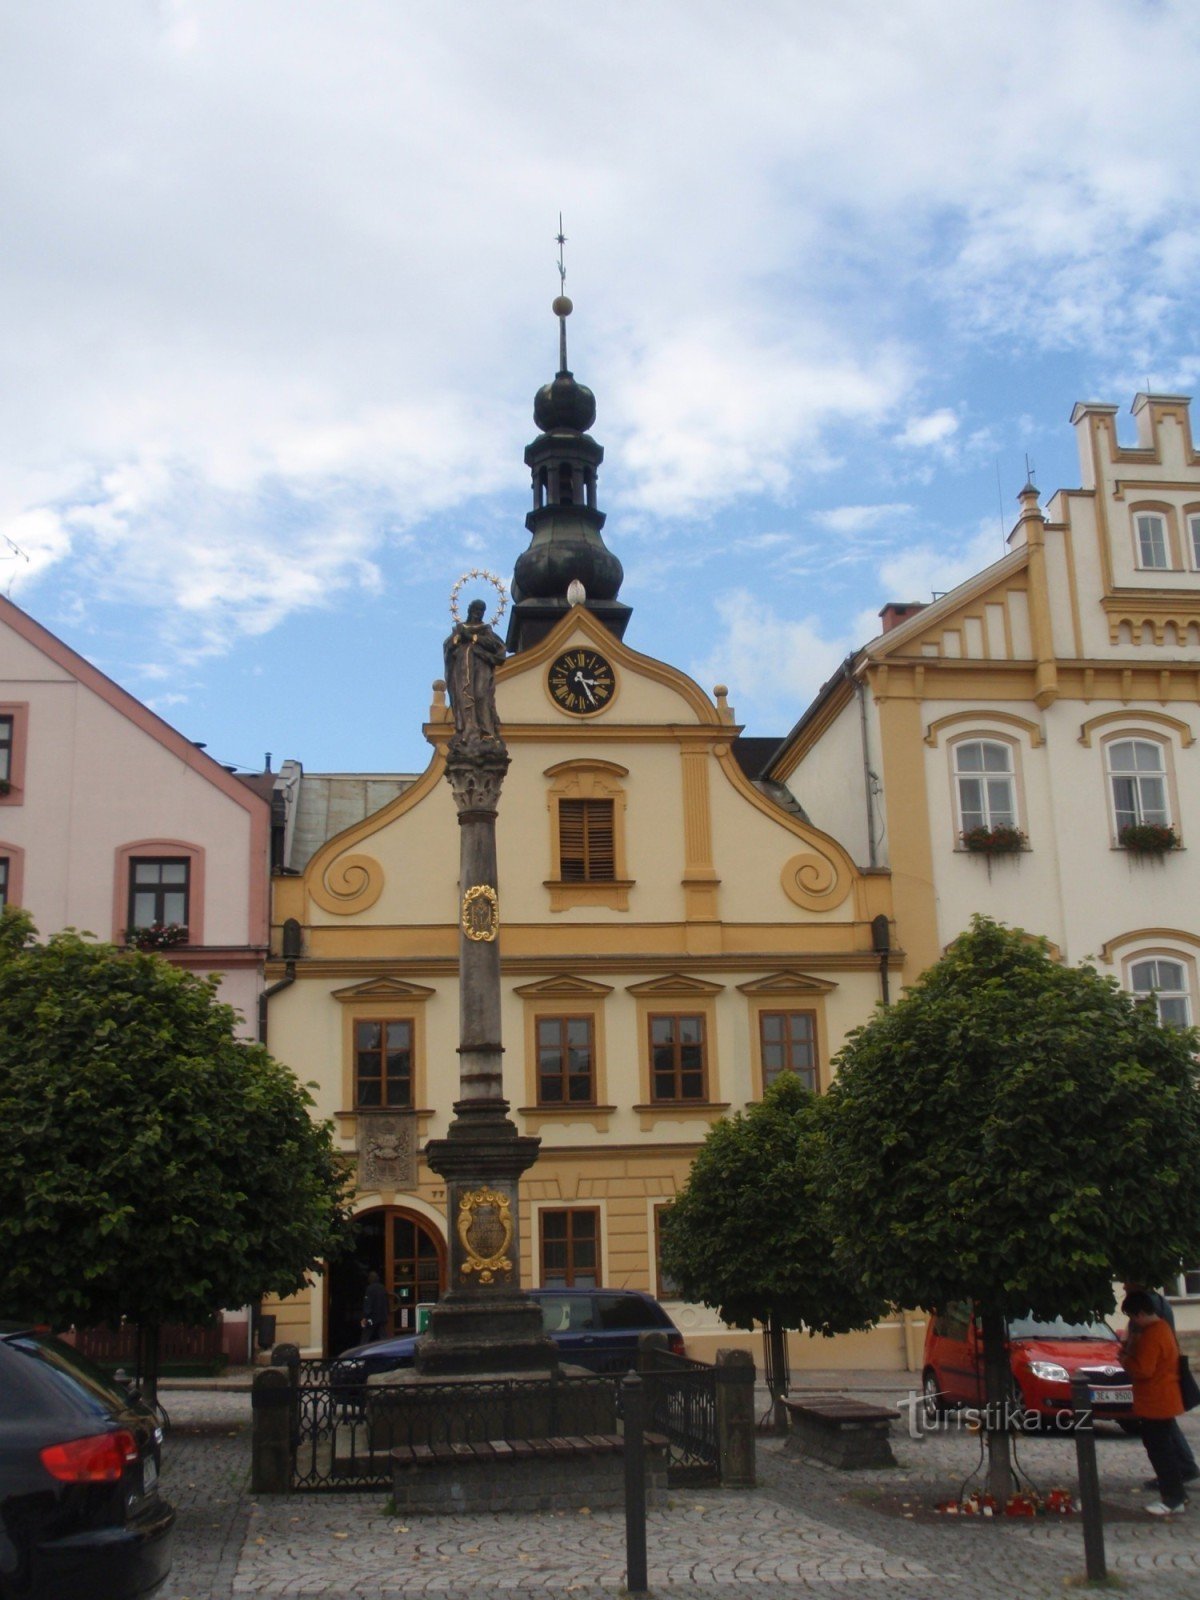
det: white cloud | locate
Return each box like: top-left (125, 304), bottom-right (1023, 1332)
top-left (813, 503), bottom-right (914, 534)
top-left (691, 589), bottom-right (854, 728)
top-left (0, 0), bottom-right (1198, 687)
top-left (898, 411), bottom-right (959, 450)
top-left (851, 520), bottom-right (1012, 641)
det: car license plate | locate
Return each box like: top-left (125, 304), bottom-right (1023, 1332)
top-left (143, 1455), bottom-right (158, 1493)
top-left (1089, 1386), bottom-right (1132, 1405)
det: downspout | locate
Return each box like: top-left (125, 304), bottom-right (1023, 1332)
top-left (258, 962), bottom-right (295, 1046)
top-left (856, 674), bottom-right (879, 869)
top-left (871, 914), bottom-right (891, 1007)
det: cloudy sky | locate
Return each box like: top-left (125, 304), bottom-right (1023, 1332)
top-left (4, 0), bottom-right (1199, 773)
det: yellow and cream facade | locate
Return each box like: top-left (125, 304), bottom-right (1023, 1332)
top-left (771, 391), bottom-right (1200, 1340)
top-left (264, 603), bottom-right (900, 1364)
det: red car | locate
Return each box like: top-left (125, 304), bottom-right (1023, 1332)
top-left (922, 1301), bottom-right (1136, 1430)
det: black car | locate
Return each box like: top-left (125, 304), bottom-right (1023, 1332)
top-left (332, 1286), bottom-right (683, 1388)
top-left (0, 1328), bottom-right (174, 1600)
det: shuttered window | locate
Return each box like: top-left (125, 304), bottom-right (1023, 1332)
top-left (559, 798), bottom-right (616, 881)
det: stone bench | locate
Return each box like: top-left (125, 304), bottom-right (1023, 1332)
top-left (389, 1433), bottom-right (668, 1513)
top-left (781, 1396), bottom-right (897, 1469)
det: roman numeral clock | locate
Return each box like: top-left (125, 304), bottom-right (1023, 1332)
top-left (548, 648), bottom-right (616, 716)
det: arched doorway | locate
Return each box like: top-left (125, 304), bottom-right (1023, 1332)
top-left (325, 1207), bottom-right (446, 1357)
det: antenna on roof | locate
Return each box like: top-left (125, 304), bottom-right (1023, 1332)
top-left (1024, 454), bottom-right (1037, 489)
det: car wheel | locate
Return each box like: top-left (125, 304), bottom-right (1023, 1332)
top-left (922, 1370), bottom-right (943, 1425)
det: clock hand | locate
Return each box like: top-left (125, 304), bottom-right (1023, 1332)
top-left (574, 671), bottom-right (597, 705)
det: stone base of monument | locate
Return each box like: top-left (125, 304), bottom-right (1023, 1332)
top-left (366, 1366), bottom-right (617, 1454)
top-left (389, 1432), bottom-right (668, 1515)
top-left (412, 1291), bottom-right (558, 1377)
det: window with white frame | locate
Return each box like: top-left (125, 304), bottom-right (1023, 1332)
top-left (1106, 738), bottom-right (1170, 833)
top-left (952, 739), bottom-right (1017, 835)
top-left (1188, 512), bottom-right (1200, 571)
top-left (1134, 511), bottom-right (1169, 570)
top-left (1129, 957), bottom-right (1192, 1027)
top-left (1176, 1268), bottom-right (1200, 1298)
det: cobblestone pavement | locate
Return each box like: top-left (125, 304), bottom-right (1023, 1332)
top-left (154, 1384), bottom-right (1200, 1599)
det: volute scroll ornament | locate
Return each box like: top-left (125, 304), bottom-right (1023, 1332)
top-left (310, 852), bottom-right (385, 915)
top-left (780, 850), bottom-right (849, 912)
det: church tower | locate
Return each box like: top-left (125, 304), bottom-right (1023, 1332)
top-left (505, 293), bottom-right (632, 653)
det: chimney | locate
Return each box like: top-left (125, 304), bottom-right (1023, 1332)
top-left (879, 601), bottom-right (926, 634)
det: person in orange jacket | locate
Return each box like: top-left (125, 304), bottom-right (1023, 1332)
top-left (1121, 1289), bottom-right (1187, 1515)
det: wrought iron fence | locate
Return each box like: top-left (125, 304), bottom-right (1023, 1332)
top-left (284, 1355), bottom-right (721, 1491)
top-left (641, 1349), bottom-right (719, 1485)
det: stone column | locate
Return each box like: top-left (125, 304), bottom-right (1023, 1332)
top-left (416, 735), bottom-right (557, 1376)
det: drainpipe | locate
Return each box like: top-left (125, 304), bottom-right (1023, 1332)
top-left (856, 675), bottom-right (878, 869)
top-left (871, 914), bottom-right (892, 1007)
top-left (257, 962), bottom-right (295, 1046)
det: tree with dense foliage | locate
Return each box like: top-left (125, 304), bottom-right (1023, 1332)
top-left (660, 1074), bottom-right (885, 1394)
top-left (823, 916), bottom-right (1200, 1502)
top-left (0, 911), bottom-right (355, 1401)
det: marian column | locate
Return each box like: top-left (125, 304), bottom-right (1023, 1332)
top-left (416, 574), bottom-right (557, 1376)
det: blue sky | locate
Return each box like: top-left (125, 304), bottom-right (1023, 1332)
top-left (3, 0), bottom-right (1199, 774)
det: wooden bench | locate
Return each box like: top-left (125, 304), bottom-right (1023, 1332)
top-left (781, 1396), bottom-right (897, 1469)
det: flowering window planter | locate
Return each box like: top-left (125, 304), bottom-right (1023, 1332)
top-left (960, 825), bottom-right (1027, 856)
top-left (124, 923), bottom-right (190, 952)
top-left (1118, 823), bottom-right (1178, 856)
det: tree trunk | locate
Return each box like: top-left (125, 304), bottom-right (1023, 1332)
top-left (766, 1317), bottom-right (790, 1434)
top-left (979, 1306), bottom-right (1014, 1506)
top-left (136, 1321), bottom-right (161, 1412)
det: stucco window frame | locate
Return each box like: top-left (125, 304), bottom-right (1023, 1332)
top-left (533, 1203), bottom-right (604, 1289)
top-left (0, 842), bottom-right (25, 910)
top-left (628, 977), bottom-right (728, 1129)
top-left (332, 979), bottom-right (436, 1136)
top-left (1129, 502), bottom-right (1180, 572)
top-left (1123, 947), bottom-right (1197, 1029)
top-left (0, 703), bottom-right (29, 807)
top-left (514, 976), bottom-right (615, 1132)
top-left (738, 973), bottom-right (835, 1100)
top-left (946, 730), bottom-right (1028, 849)
top-left (1185, 504), bottom-right (1200, 572)
top-left (113, 840), bottom-right (205, 945)
top-left (543, 759), bottom-right (633, 911)
top-left (1101, 729), bottom-right (1181, 847)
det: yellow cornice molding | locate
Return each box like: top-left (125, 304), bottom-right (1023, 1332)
top-left (1098, 927), bottom-right (1200, 963)
top-left (267, 947), bottom-right (894, 981)
top-left (330, 976), bottom-right (437, 1004)
top-left (735, 970), bottom-right (838, 996)
top-left (1077, 709), bottom-right (1195, 748)
top-left (924, 711), bottom-right (1045, 748)
top-left (624, 972), bottom-right (726, 997)
top-left (511, 973), bottom-right (616, 998)
top-left (426, 721), bottom-right (740, 747)
top-left (770, 676), bottom-right (855, 780)
top-left (543, 757), bottom-right (629, 779)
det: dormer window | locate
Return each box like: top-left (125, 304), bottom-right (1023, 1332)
top-left (1135, 511), bottom-right (1169, 570)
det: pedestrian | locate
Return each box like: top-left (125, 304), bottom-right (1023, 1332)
top-left (1120, 1288), bottom-right (1188, 1515)
top-left (1123, 1280), bottom-right (1200, 1492)
top-left (361, 1270), bottom-right (390, 1343)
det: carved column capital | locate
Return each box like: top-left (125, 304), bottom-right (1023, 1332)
top-left (445, 741), bottom-right (511, 815)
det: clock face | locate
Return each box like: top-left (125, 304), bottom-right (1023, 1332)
top-left (548, 648), bottom-right (616, 716)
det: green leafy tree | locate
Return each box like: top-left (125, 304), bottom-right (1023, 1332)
top-left (824, 916), bottom-right (1200, 1502)
top-left (0, 911), bottom-right (355, 1402)
top-left (660, 1074), bottom-right (885, 1396)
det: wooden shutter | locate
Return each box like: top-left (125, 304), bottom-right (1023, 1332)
top-left (559, 799), bottom-right (615, 881)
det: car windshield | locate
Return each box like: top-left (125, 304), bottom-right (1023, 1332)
top-left (1007, 1314), bottom-right (1114, 1341)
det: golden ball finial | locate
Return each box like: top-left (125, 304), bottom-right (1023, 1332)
top-left (552, 295), bottom-right (573, 318)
